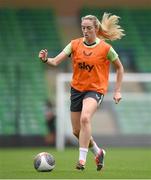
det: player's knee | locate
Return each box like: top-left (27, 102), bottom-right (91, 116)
top-left (80, 115), bottom-right (90, 126)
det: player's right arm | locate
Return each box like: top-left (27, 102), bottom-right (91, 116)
top-left (38, 49), bottom-right (69, 66)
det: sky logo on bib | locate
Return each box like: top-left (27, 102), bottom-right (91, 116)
top-left (78, 62), bottom-right (94, 72)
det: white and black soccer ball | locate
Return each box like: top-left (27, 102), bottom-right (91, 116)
top-left (34, 152), bottom-right (55, 172)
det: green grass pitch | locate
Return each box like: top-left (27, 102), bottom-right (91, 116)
top-left (0, 147), bottom-right (151, 179)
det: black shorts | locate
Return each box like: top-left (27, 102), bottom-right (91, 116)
top-left (70, 87), bottom-right (104, 112)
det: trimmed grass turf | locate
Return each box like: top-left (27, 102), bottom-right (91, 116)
top-left (0, 147), bottom-right (151, 179)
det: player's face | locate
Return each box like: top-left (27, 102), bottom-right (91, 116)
top-left (81, 19), bottom-right (97, 43)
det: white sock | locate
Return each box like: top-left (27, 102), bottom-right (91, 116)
top-left (90, 141), bottom-right (100, 156)
top-left (79, 147), bottom-right (88, 164)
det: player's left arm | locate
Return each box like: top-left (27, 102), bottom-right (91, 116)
top-left (107, 47), bottom-right (124, 104)
top-left (112, 58), bottom-right (124, 104)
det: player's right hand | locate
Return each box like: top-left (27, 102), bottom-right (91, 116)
top-left (38, 49), bottom-right (48, 62)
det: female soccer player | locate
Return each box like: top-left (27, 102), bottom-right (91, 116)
top-left (39, 12), bottom-right (124, 171)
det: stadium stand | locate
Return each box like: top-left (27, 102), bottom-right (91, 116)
top-left (0, 7), bottom-right (151, 138)
top-left (0, 9), bottom-right (62, 135)
top-left (114, 100), bottom-right (151, 134)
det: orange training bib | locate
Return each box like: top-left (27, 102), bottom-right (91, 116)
top-left (71, 38), bottom-right (111, 94)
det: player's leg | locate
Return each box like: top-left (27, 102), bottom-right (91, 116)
top-left (77, 97), bottom-right (98, 168)
top-left (71, 111), bottom-right (81, 139)
top-left (80, 97), bottom-right (97, 147)
top-left (71, 111), bottom-right (86, 170)
top-left (71, 99), bottom-right (97, 170)
top-left (70, 87), bottom-right (83, 140)
top-left (71, 111), bottom-right (100, 154)
top-left (85, 93), bottom-right (106, 171)
top-left (79, 92), bottom-right (106, 171)
top-left (89, 136), bottom-right (100, 156)
top-left (71, 110), bottom-right (104, 171)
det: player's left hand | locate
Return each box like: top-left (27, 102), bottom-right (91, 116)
top-left (113, 92), bottom-right (122, 104)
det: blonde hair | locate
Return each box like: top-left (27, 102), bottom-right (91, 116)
top-left (81, 12), bottom-right (125, 41)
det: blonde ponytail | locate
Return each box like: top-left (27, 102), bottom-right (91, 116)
top-left (81, 12), bottom-right (125, 41)
top-left (98, 12), bottom-right (125, 41)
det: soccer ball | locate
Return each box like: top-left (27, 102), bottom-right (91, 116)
top-left (34, 152), bottom-right (55, 172)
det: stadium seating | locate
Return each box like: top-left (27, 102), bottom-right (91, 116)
top-left (114, 100), bottom-right (151, 134)
top-left (0, 7), bottom-right (151, 136)
top-left (0, 9), bottom-right (61, 135)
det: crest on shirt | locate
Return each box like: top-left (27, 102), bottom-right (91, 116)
top-left (83, 51), bottom-right (92, 56)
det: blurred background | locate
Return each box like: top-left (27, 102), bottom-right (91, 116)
top-left (0, 0), bottom-right (151, 149)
